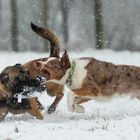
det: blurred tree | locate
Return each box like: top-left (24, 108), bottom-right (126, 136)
top-left (42, 0), bottom-right (49, 52)
top-left (61, 0), bottom-right (69, 45)
top-left (10, 0), bottom-right (18, 52)
top-left (94, 0), bottom-right (104, 49)
top-left (0, 0), bottom-right (1, 26)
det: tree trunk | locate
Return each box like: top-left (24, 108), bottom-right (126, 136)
top-left (10, 0), bottom-right (18, 52)
top-left (61, 0), bottom-right (69, 45)
top-left (94, 0), bottom-right (104, 49)
top-left (0, 0), bottom-right (1, 27)
top-left (42, 0), bottom-right (49, 52)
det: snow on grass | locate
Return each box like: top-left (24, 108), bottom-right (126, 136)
top-left (1, 49), bottom-right (140, 140)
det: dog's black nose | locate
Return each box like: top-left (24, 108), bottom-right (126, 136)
top-left (35, 76), bottom-right (45, 83)
top-left (35, 76), bottom-right (46, 92)
top-left (36, 76), bottom-right (42, 81)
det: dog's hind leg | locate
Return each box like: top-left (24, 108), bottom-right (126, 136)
top-left (74, 97), bottom-right (90, 104)
top-left (28, 98), bottom-right (43, 120)
top-left (67, 90), bottom-right (75, 112)
top-left (0, 107), bottom-right (8, 122)
top-left (67, 91), bottom-right (85, 113)
top-left (68, 84), bottom-right (101, 113)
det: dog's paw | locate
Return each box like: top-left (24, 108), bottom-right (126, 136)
top-left (68, 104), bottom-right (85, 113)
top-left (74, 105), bottom-right (85, 113)
top-left (47, 106), bottom-right (56, 114)
top-left (38, 105), bottom-right (44, 110)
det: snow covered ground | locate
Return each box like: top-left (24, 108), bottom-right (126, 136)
top-left (1, 49), bottom-right (140, 140)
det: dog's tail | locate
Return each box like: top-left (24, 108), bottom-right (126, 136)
top-left (31, 22), bottom-right (60, 58)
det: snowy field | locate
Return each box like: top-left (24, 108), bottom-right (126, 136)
top-left (1, 49), bottom-right (140, 140)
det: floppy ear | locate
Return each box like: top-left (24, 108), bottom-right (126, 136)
top-left (33, 61), bottom-right (42, 69)
top-left (61, 50), bottom-right (71, 70)
top-left (0, 73), bottom-right (9, 84)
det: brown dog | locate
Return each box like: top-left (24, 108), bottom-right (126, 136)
top-left (24, 23), bottom-right (70, 114)
top-left (0, 64), bottom-right (44, 121)
top-left (25, 23), bottom-right (140, 114)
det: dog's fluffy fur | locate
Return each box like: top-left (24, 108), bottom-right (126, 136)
top-left (24, 23), bottom-right (140, 113)
top-left (0, 64), bottom-right (44, 121)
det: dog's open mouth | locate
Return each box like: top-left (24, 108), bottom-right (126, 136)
top-left (13, 76), bottom-right (46, 102)
top-left (42, 70), bottom-right (50, 80)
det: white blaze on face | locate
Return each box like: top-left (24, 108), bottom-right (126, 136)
top-left (36, 57), bottom-right (58, 70)
top-left (39, 57), bottom-right (57, 65)
top-left (68, 59), bottom-right (90, 90)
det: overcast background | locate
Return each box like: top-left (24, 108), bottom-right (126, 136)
top-left (0, 0), bottom-right (140, 52)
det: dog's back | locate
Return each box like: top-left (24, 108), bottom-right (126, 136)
top-left (67, 57), bottom-right (140, 98)
top-left (67, 57), bottom-right (140, 113)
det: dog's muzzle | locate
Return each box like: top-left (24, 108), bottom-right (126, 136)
top-left (12, 76), bottom-right (46, 102)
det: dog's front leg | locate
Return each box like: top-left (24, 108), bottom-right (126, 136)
top-left (48, 93), bottom-right (64, 114)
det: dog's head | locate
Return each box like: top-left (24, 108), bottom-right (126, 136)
top-left (25, 50), bottom-right (71, 83)
top-left (24, 23), bottom-right (71, 84)
top-left (0, 64), bottom-right (45, 99)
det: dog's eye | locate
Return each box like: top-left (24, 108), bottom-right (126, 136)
top-left (49, 61), bottom-right (60, 69)
top-left (20, 69), bottom-right (30, 75)
top-left (34, 62), bottom-right (42, 68)
top-left (18, 74), bottom-right (26, 81)
top-left (20, 70), bottom-right (25, 73)
top-left (55, 64), bottom-right (61, 70)
top-left (48, 62), bottom-right (53, 67)
top-left (24, 70), bottom-right (30, 75)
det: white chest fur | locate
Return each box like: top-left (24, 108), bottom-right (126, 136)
top-left (45, 58), bottom-right (89, 88)
top-left (67, 59), bottom-right (90, 90)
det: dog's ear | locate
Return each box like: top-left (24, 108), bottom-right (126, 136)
top-left (33, 61), bottom-right (42, 69)
top-left (61, 50), bottom-right (71, 70)
top-left (0, 73), bottom-right (9, 84)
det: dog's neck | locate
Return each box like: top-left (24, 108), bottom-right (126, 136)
top-left (45, 58), bottom-right (90, 90)
top-left (66, 61), bottom-right (76, 86)
top-left (45, 68), bottom-right (71, 86)
top-left (45, 60), bottom-right (76, 86)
